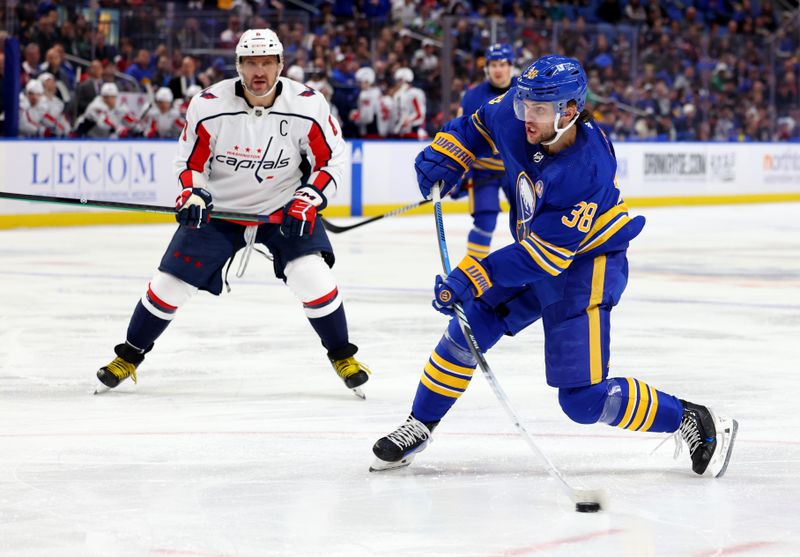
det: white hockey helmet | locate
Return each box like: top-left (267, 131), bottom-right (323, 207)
top-left (355, 66), bottom-right (376, 85)
top-left (154, 87), bottom-right (174, 104)
top-left (394, 67), bottom-right (414, 84)
top-left (25, 79), bottom-right (44, 95)
top-left (235, 29), bottom-right (284, 97)
top-left (100, 82), bottom-right (119, 97)
top-left (286, 64), bottom-right (305, 82)
top-left (37, 72), bottom-right (55, 83)
top-left (185, 84), bottom-right (202, 99)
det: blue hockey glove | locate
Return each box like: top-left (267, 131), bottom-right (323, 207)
top-left (432, 255), bottom-right (494, 315)
top-left (280, 185), bottom-right (327, 239)
top-left (175, 187), bottom-right (213, 228)
top-left (415, 132), bottom-right (474, 198)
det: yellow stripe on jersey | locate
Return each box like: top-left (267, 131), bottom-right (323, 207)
top-left (424, 362), bottom-right (471, 390)
top-left (617, 378), bottom-right (638, 429)
top-left (430, 132), bottom-right (475, 170)
top-left (577, 203), bottom-right (630, 254)
top-left (529, 232), bottom-right (574, 258)
top-left (587, 255), bottom-right (606, 384)
top-left (420, 373), bottom-right (462, 398)
top-left (472, 158), bottom-right (505, 171)
top-left (527, 234), bottom-right (573, 269)
top-left (626, 380), bottom-right (651, 431)
top-left (638, 385), bottom-right (660, 432)
top-left (470, 113), bottom-right (499, 154)
top-left (520, 240), bottom-right (561, 276)
top-left (577, 214), bottom-right (631, 255)
top-left (430, 351), bottom-right (475, 376)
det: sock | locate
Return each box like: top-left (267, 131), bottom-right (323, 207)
top-left (411, 330), bottom-right (477, 424)
top-left (126, 300), bottom-right (170, 350)
top-left (602, 377), bottom-right (684, 433)
top-left (308, 304), bottom-right (349, 353)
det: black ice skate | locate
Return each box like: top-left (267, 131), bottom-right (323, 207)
top-left (95, 343), bottom-right (147, 394)
top-left (370, 414), bottom-right (439, 472)
top-left (328, 343), bottom-right (370, 399)
top-left (677, 400), bottom-right (738, 478)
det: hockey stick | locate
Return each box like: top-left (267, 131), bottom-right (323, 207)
top-left (0, 191), bottom-right (279, 223)
top-left (321, 199), bottom-right (432, 233)
top-left (431, 183), bottom-right (605, 512)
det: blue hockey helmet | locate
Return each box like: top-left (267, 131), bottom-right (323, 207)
top-left (514, 55), bottom-right (587, 118)
top-left (486, 43), bottom-right (514, 63)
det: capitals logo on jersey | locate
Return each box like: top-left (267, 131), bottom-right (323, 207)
top-left (515, 172), bottom-right (536, 241)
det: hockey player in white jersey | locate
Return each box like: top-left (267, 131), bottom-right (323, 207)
top-left (18, 80), bottom-right (59, 137)
top-left (74, 82), bottom-right (138, 138)
top-left (96, 29), bottom-right (372, 397)
top-left (144, 87), bottom-right (184, 138)
top-left (349, 67), bottom-right (388, 138)
top-left (392, 67), bottom-right (426, 138)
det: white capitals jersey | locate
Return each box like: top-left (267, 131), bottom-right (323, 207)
top-left (144, 106), bottom-right (184, 139)
top-left (175, 77), bottom-right (344, 216)
top-left (392, 84), bottom-right (426, 136)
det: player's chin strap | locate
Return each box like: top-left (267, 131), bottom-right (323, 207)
top-left (541, 111), bottom-right (580, 146)
top-left (243, 64), bottom-right (284, 98)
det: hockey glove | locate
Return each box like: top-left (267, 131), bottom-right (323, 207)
top-left (449, 171), bottom-right (473, 200)
top-left (433, 255), bottom-right (494, 316)
top-left (415, 132), bottom-right (474, 199)
top-left (280, 185), bottom-right (328, 239)
top-left (175, 187), bottom-right (214, 228)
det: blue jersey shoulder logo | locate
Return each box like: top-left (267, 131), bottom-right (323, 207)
top-left (515, 172), bottom-right (536, 241)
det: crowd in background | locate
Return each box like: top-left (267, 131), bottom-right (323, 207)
top-left (2, 0), bottom-right (800, 141)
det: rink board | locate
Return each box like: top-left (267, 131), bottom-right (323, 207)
top-left (1, 139), bottom-right (799, 228)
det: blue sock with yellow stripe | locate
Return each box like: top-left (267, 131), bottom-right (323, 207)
top-left (411, 331), bottom-right (477, 423)
top-left (559, 377), bottom-right (683, 433)
top-left (466, 212), bottom-right (497, 259)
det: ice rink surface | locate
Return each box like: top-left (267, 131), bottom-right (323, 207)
top-left (1, 203), bottom-right (798, 557)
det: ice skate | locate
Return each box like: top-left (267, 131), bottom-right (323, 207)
top-left (95, 343), bottom-right (146, 394)
top-left (329, 352), bottom-right (371, 399)
top-left (677, 400), bottom-right (738, 478)
top-left (370, 415), bottom-right (438, 471)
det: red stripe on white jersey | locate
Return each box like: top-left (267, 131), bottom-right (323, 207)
top-left (188, 123), bottom-right (212, 173)
top-left (311, 170), bottom-right (333, 191)
top-left (307, 121), bottom-right (331, 171)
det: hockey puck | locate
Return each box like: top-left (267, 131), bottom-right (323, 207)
top-left (575, 502), bottom-right (601, 513)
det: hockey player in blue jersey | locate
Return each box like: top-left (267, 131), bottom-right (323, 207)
top-left (371, 55), bottom-right (738, 478)
top-left (453, 43), bottom-right (515, 260)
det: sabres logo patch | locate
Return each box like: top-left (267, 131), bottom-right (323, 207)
top-left (438, 290), bottom-right (452, 303)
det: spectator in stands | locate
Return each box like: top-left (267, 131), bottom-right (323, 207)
top-left (74, 59), bottom-right (104, 117)
top-left (38, 47), bottom-right (72, 103)
top-left (201, 57), bottom-right (228, 86)
top-left (177, 17), bottom-right (212, 50)
top-left (21, 43), bottom-right (40, 86)
top-left (219, 13), bottom-right (243, 49)
top-left (152, 55), bottom-right (174, 89)
top-left (28, 5), bottom-right (60, 56)
top-left (126, 49), bottom-right (155, 86)
top-left (169, 56), bottom-right (201, 101)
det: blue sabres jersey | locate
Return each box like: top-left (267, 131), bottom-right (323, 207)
top-left (434, 89), bottom-right (645, 289)
top-left (459, 79), bottom-right (515, 174)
